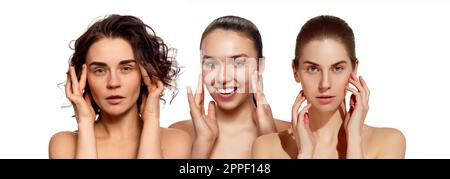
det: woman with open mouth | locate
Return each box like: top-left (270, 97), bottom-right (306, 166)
top-left (252, 15), bottom-right (406, 159)
top-left (49, 15), bottom-right (191, 159)
top-left (170, 15), bottom-right (291, 158)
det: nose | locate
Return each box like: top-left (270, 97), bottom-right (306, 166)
top-left (215, 62), bottom-right (234, 86)
top-left (319, 71), bottom-right (331, 92)
top-left (107, 70), bottom-right (121, 90)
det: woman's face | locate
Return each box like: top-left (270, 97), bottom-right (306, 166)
top-left (201, 29), bottom-right (259, 110)
top-left (86, 37), bottom-right (141, 116)
top-left (294, 39), bottom-right (357, 113)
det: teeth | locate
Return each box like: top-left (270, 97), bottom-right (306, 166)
top-left (216, 87), bottom-right (235, 94)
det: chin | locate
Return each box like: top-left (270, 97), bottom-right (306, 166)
top-left (213, 94), bottom-right (249, 111)
top-left (311, 102), bottom-right (341, 113)
top-left (99, 103), bottom-right (132, 116)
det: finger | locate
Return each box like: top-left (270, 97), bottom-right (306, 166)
top-left (297, 103), bottom-right (312, 136)
top-left (69, 65), bottom-right (80, 95)
top-left (292, 90), bottom-right (306, 116)
top-left (346, 84), bottom-right (362, 107)
top-left (65, 75), bottom-right (73, 100)
top-left (186, 86), bottom-right (196, 107)
top-left (194, 74), bottom-right (204, 114)
top-left (150, 76), bottom-right (164, 97)
top-left (79, 64), bottom-right (87, 91)
top-left (207, 101), bottom-right (216, 122)
top-left (298, 103), bottom-right (312, 123)
top-left (359, 76), bottom-right (370, 102)
top-left (187, 86), bottom-right (202, 118)
top-left (140, 64), bottom-right (152, 86)
top-left (292, 91), bottom-right (306, 127)
top-left (349, 76), bottom-right (366, 101)
top-left (345, 86), bottom-right (359, 96)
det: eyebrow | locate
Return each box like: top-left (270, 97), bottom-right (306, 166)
top-left (202, 54), bottom-right (250, 60)
top-left (303, 60), bottom-right (348, 66)
top-left (88, 59), bottom-right (136, 67)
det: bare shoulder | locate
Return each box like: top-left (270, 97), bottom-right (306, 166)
top-left (48, 131), bottom-right (77, 159)
top-left (274, 118), bottom-right (291, 132)
top-left (168, 120), bottom-right (195, 139)
top-left (252, 132), bottom-right (290, 159)
top-left (160, 127), bottom-right (192, 159)
top-left (363, 125), bottom-right (406, 159)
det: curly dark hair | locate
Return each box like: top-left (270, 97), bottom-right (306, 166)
top-left (69, 14), bottom-right (180, 115)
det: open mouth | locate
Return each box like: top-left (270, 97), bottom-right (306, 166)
top-left (214, 86), bottom-right (238, 100)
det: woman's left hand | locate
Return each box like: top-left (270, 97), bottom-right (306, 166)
top-left (344, 74), bottom-right (369, 159)
top-left (251, 71), bottom-right (277, 135)
top-left (344, 74), bottom-right (370, 135)
top-left (139, 65), bottom-right (164, 123)
top-left (137, 65), bottom-right (165, 158)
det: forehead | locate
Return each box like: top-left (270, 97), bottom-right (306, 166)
top-left (86, 37), bottom-right (135, 64)
top-left (201, 29), bottom-right (258, 59)
top-left (300, 39), bottom-right (350, 66)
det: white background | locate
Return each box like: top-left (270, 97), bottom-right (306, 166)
top-left (0, 0), bottom-right (449, 158)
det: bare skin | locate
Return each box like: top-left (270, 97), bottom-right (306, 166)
top-left (253, 120), bottom-right (406, 159)
top-left (49, 38), bottom-right (191, 159)
top-left (252, 39), bottom-right (405, 159)
top-left (171, 118), bottom-right (290, 159)
top-left (170, 29), bottom-right (290, 158)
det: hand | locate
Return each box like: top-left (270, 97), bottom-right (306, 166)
top-left (187, 75), bottom-right (219, 143)
top-left (344, 74), bottom-right (370, 135)
top-left (65, 64), bottom-right (96, 125)
top-left (292, 90), bottom-right (315, 159)
top-left (251, 71), bottom-right (277, 135)
top-left (137, 65), bottom-right (164, 159)
top-left (139, 65), bottom-right (164, 123)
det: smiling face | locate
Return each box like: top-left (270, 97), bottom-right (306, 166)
top-left (294, 39), bottom-right (357, 113)
top-left (86, 37), bottom-right (142, 116)
top-left (200, 29), bottom-right (259, 111)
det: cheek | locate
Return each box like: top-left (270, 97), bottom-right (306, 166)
top-left (87, 75), bottom-right (104, 101)
top-left (203, 69), bottom-right (218, 87)
top-left (335, 74), bottom-right (351, 92)
top-left (299, 75), bottom-right (317, 96)
top-left (123, 73), bottom-right (142, 99)
top-left (236, 68), bottom-right (251, 92)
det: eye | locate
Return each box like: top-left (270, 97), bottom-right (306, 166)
top-left (333, 66), bottom-right (344, 72)
top-left (120, 66), bottom-right (133, 73)
top-left (94, 68), bottom-right (107, 75)
top-left (306, 66), bottom-right (319, 73)
top-left (232, 58), bottom-right (247, 67)
top-left (203, 59), bottom-right (219, 69)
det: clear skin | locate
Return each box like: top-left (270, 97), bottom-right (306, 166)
top-left (252, 39), bottom-right (406, 159)
top-left (49, 37), bottom-right (191, 159)
top-left (170, 29), bottom-right (290, 158)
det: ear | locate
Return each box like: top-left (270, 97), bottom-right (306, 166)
top-left (292, 59), bottom-right (300, 83)
top-left (351, 59), bottom-right (359, 77)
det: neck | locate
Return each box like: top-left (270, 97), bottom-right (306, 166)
top-left (216, 97), bottom-right (255, 129)
top-left (97, 105), bottom-right (142, 140)
top-left (308, 102), bottom-right (346, 144)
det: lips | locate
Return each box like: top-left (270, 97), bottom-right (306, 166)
top-left (105, 95), bottom-right (125, 105)
top-left (316, 95), bottom-right (335, 105)
top-left (214, 86), bottom-right (238, 101)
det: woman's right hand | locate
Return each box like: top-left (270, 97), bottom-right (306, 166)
top-left (187, 75), bottom-right (219, 158)
top-left (65, 64), bottom-right (96, 125)
top-left (292, 90), bottom-right (315, 159)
